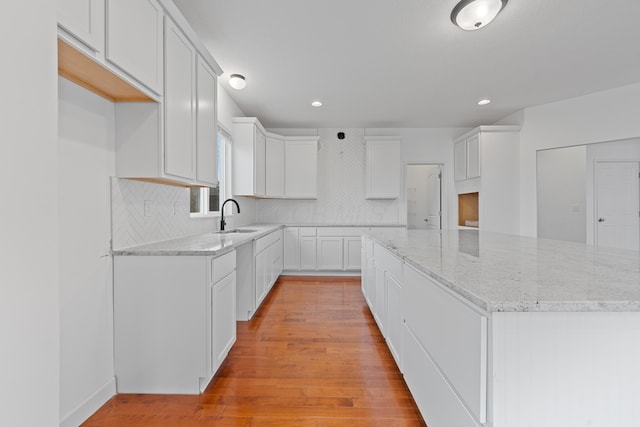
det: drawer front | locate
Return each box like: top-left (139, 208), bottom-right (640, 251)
top-left (298, 227), bottom-right (317, 237)
top-left (403, 264), bottom-right (487, 423)
top-left (255, 232), bottom-right (275, 254)
top-left (211, 250), bottom-right (236, 283)
top-left (373, 243), bottom-right (402, 281)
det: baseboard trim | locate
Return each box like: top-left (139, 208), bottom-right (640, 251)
top-left (278, 274), bottom-right (361, 282)
top-left (281, 271), bottom-right (361, 278)
top-left (60, 377), bottom-right (116, 427)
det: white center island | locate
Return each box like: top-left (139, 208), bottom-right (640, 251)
top-left (361, 228), bottom-right (640, 427)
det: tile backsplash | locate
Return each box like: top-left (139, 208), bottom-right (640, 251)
top-left (111, 178), bottom-right (215, 249)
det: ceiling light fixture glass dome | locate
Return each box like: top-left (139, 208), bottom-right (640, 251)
top-left (228, 74), bottom-right (246, 90)
top-left (451, 0), bottom-right (508, 31)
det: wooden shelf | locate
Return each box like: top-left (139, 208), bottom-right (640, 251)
top-left (57, 39), bottom-right (154, 102)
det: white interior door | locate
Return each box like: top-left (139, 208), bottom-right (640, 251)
top-left (595, 161), bottom-right (640, 251)
top-left (407, 164), bottom-right (441, 230)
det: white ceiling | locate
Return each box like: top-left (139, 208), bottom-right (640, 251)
top-left (173, 0), bottom-right (640, 129)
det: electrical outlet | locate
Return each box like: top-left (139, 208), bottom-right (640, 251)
top-left (173, 201), bottom-right (180, 216)
top-left (144, 200), bottom-right (153, 217)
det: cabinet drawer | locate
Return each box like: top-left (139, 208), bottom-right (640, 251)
top-left (255, 231), bottom-right (276, 254)
top-left (373, 243), bottom-right (402, 281)
top-left (211, 250), bottom-right (236, 283)
top-left (403, 264), bottom-right (487, 423)
top-left (298, 227), bottom-right (316, 237)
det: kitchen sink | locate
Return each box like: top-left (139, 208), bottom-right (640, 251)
top-left (213, 228), bottom-right (258, 234)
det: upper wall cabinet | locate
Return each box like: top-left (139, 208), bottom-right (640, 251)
top-left (105, 0), bottom-right (164, 95)
top-left (454, 134), bottom-right (480, 182)
top-left (196, 57), bottom-right (218, 187)
top-left (364, 137), bottom-right (401, 199)
top-left (233, 118), bottom-right (319, 199)
top-left (58, 0), bottom-right (105, 53)
top-left (233, 117), bottom-right (267, 197)
top-left (164, 17), bottom-right (196, 181)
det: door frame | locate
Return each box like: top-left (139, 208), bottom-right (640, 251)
top-left (593, 159), bottom-right (640, 249)
top-left (404, 162), bottom-right (446, 230)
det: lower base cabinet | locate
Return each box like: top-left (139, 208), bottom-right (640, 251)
top-left (113, 251), bottom-right (236, 394)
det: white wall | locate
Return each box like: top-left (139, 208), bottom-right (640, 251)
top-left (0, 2), bottom-right (59, 426)
top-left (58, 78), bottom-right (117, 426)
top-left (256, 127), bottom-right (464, 227)
top-left (536, 146), bottom-right (587, 243)
top-left (517, 83), bottom-right (640, 236)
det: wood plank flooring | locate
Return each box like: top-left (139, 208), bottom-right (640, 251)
top-left (83, 276), bottom-right (426, 426)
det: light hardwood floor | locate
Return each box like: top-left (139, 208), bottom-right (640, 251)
top-left (83, 276), bottom-right (426, 426)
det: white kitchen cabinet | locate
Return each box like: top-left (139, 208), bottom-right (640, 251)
top-left (373, 262), bottom-right (386, 334)
top-left (164, 16), bottom-right (196, 181)
top-left (299, 237), bottom-right (317, 271)
top-left (283, 227), bottom-right (299, 270)
top-left (285, 138), bottom-right (318, 198)
top-left (364, 137), bottom-right (401, 199)
top-left (454, 126), bottom-right (521, 234)
top-left (385, 272), bottom-right (403, 368)
top-left (343, 237), bottom-right (362, 271)
top-left (58, 0), bottom-right (105, 53)
top-left (253, 229), bottom-right (283, 311)
top-left (233, 117), bottom-right (266, 197)
top-left (113, 250), bottom-right (236, 394)
top-left (317, 237), bottom-right (344, 270)
top-left (361, 237), bottom-right (375, 308)
top-left (105, 0), bottom-right (163, 95)
top-left (454, 133), bottom-right (481, 182)
top-left (266, 136), bottom-right (285, 197)
top-left (254, 246), bottom-right (268, 309)
top-left (195, 57), bottom-right (218, 186)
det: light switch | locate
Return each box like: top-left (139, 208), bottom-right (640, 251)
top-left (144, 200), bottom-right (153, 217)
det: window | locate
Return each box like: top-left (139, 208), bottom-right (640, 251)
top-left (190, 130), bottom-right (232, 217)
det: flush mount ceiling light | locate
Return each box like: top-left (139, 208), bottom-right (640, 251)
top-left (228, 74), bottom-right (246, 90)
top-left (477, 98), bottom-right (491, 106)
top-left (451, 0), bottom-right (508, 31)
top-left (311, 100), bottom-right (323, 107)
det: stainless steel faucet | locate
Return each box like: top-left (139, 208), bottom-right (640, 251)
top-left (220, 198), bottom-right (240, 231)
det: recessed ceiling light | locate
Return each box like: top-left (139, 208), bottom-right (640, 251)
top-left (228, 74), bottom-right (246, 90)
top-left (451, 0), bottom-right (508, 31)
top-left (311, 100), bottom-right (323, 107)
top-left (477, 99), bottom-right (491, 106)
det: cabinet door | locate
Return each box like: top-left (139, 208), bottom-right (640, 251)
top-left (254, 127), bottom-right (266, 197)
top-left (299, 237), bottom-right (317, 270)
top-left (211, 272), bottom-right (236, 372)
top-left (164, 18), bottom-right (195, 180)
top-left (196, 57), bottom-right (218, 186)
top-left (374, 263), bottom-right (386, 334)
top-left (283, 227), bottom-right (299, 270)
top-left (317, 237), bottom-right (344, 270)
top-left (466, 134), bottom-right (480, 179)
top-left (266, 136), bottom-right (285, 197)
top-left (254, 249), bottom-right (268, 308)
top-left (366, 139), bottom-right (400, 199)
top-left (343, 237), bottom-right (362, 271)
top-left (285, 140), bottom-right (317, 198)
top-left (58, 0), bottom-right (105, 52)
top-left (106, 0), bottom-right (163, 94)
top-left (386, 273), bottom-right (403, 368)
top-left (454, 140), bottom-right (467, 182)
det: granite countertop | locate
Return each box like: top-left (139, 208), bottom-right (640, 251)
top-left (285, 223), bottom-right (407, 228)
top-left (365, 228), bottom-right (640, 313)
top-left (112, 224), bottom-right (284, 256)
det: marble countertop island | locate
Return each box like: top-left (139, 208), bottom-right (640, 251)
top-left (112, 224), bottom-right (284, 256)
top-left (365, 228), bottom-right (640, 312)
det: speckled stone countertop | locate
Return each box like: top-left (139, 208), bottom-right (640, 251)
top-left (112, 224), bottom-right (284, 256)
top-left (365, 228), bottom-right (640, 313)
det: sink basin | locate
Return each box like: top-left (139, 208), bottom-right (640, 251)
top-left (213, 228), bottom-right (259, 234)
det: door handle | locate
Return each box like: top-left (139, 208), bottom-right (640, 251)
top-left (598, 218), bottom-right (605, 222)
